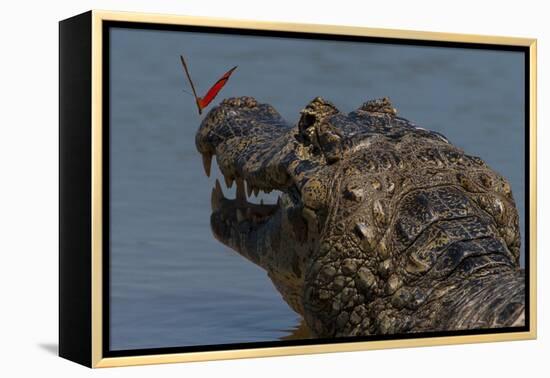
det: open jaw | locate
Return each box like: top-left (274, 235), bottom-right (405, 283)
top-left (194, 97), bottom-right (310, 271)
top-left (200, 139), bottom-right (311, 316)
top-left (208, 172), bottom-right (286, 264)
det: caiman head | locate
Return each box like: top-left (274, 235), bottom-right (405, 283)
top-left (195, 96), bottom-right (524, 337)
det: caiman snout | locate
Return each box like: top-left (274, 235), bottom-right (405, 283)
top-left (196, 97), bottom-right (318, 315)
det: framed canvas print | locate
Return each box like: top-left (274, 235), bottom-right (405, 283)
top-left (59, 10), bottom-right (537, 368)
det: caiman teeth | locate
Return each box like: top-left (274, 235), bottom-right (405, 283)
top-left (202, 152), bottom-right (213, 177)
top-left (236, 177), bottom-right (246, 202)
top-left (224, 174), bottom-right (234, 188)
top-left (212, 177), bottom-right (282, 225)
top-left (211, 179), bottom-right (224, 211)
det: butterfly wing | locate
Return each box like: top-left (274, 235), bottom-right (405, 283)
top-left (198, 66), bottom-right (238, 109)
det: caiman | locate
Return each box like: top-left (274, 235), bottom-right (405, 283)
top-left (195, 96), bottom-right (525, 338)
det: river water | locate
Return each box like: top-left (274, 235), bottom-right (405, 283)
top-left (108, 27), bottom-right (525, 350)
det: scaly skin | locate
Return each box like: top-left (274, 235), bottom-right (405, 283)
top-left (195, 96), bottom-right (525, 337)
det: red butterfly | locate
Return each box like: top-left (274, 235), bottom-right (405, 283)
top-left (180, 55), bottom-right (238, 115)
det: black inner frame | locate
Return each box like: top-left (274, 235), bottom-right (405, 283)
top-left (102, 20), bottom-right (531, 358)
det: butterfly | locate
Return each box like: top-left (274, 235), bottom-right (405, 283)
top-left (180, 55), bottom-right (238, 115)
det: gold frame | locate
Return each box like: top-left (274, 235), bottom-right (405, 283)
top-left (89, 9), bottom-right (537, 368)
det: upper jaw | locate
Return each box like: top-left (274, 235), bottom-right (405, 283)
top-left (196, 97), bottom-right (296, 194)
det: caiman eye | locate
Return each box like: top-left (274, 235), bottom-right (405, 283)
top-left (297, 97), bottom-right (343, 164)
top-left (316, 121), bottom-right (343, 164)
top-left (297, 112), bottom-right (317, 145)
top-left (297, 97), bottom-right (339, 139)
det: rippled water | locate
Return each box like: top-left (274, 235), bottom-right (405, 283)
top-left (109, 27), bottom-right (525, 350)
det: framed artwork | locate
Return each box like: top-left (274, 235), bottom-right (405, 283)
top-left (59, 10), bottom-right (537, 368)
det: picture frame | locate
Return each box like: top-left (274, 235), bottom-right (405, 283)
top-left (59, 10), bottom-right (537, 368)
